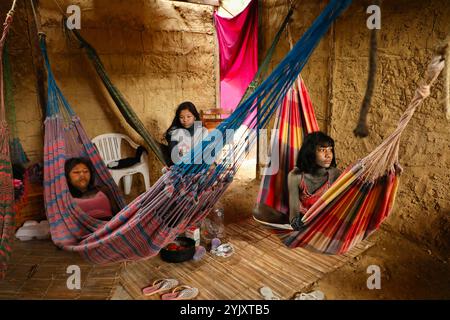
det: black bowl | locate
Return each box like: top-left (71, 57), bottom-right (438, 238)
top-left (160, 237), bottom-right (196, 263)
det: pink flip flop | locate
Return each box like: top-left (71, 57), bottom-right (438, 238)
top-left (142, 278), bottom-right (179, 296)
top-left (161, 285), bottom-right (199, 300)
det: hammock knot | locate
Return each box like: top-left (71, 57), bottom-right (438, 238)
top-left (416, 84), bottom-right (431, 100)
top-left (426, 55), bottom-right (446, 83)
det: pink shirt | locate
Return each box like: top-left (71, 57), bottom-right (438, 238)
top-left (73, 191), bottom-right (113, 220)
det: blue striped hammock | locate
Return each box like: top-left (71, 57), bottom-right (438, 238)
top-left (41, 0), bottom-right (354, 263)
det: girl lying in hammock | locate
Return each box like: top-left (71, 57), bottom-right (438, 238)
top-left (65, 157), bottom-right (120, 220)
top-left (288, 132), bottom-right (341, 230)
top-left (165, 101), bottom-right (209, 166)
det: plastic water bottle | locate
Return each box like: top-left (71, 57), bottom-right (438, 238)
top-left (201, 206), bottom-right (225, 243)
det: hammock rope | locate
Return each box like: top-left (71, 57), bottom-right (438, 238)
top-left (40, 0), bottom-right (353, 263)
top-left (0, 0), bottom-right (19, 279)
top-left (239, 0), bottom-right (298, 105)
top-left (441, 38), bottom-right (450, 120)
top-left (359, 54), bottom-right (444, 181)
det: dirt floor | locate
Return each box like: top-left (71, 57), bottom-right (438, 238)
top-left (218, 178), bottom-right (450, 300)
top-left (315, 228), bottom-right (450, 300)
top-left (2, 175), bottom-right (447, 300)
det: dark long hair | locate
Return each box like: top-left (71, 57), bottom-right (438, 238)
top-left (165, 101), bottom-right (202, 142)
top-left (295, 132), bottom-right (337, 174)
top-left (65, 157), bottom-right (96, 198)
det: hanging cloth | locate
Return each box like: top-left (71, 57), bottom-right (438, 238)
top-left (214, 0), bottom-right (258, 114)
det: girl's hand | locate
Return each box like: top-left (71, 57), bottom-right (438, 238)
top-left (179, 145), bottom-right (189, 157)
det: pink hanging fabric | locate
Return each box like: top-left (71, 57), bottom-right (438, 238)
top-left (214, 0), bottom-right (258, 113)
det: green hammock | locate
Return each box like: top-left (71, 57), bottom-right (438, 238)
top-left (4, 43), bottom-right (28, 165)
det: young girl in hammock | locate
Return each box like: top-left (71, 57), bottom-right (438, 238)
top-left (165, 101), bottom-right (209, 165)
top-left (65, 157), bottom-right (120, 220)
top-left (288, 132), bottom-right (342, 230)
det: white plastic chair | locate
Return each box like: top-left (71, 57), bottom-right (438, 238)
top-left (92, 133), bottom-right (150, 195)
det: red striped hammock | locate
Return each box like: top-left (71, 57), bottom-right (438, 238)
top-left (0, 0), bottom-right (17, 279)
top-left (257, 76), bottom-right (318, 216)
top-left (256, 54), bottom-right (445, 255)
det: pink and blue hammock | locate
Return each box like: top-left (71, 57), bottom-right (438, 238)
top-left (0, 0), bottom-right (24, 278)
top-left (0, 0), bottom-right (443, 275)
top-left (38, 0), bottom-right (353, 264)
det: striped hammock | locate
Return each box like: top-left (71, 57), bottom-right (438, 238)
top-left (256, 76), bottom-right (318, 217)
top-left (258, 55), bottom-right (445, 255)
top-left (0, 0), bottom-right (18, 279)
top-left (41, 0), bottom-right (353, 263)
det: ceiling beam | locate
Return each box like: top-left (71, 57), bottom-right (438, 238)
top-left (178, 0), bottom-right (220, 6)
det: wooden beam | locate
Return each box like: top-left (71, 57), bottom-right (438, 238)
top-left (181, 0), bottom-right (220, 6)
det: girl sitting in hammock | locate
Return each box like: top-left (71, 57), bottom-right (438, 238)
top-left (165, 101), bottom-right (208, 165)
top-left (288, 132), bottom-right (341, 230)
top-left (65, 157), bottom-right (120, 220)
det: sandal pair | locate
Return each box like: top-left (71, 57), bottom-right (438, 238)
top-left (259, 286), bottom-right (280, 300)
top-left (142, 278), bottom-right (179, 296)
top-left (294, 290), bottom-right (325, 300)
top-left (142, 279), bottom-right (199, 300)
top-left (161, 285), bottom-right (199, 300)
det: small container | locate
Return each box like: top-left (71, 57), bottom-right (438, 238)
top-left (201, 207), bottom-right (225, 244)
top-left (160, 237), bottom-right (196, 263)
top-left (185, 226), bottom-right (201, 246)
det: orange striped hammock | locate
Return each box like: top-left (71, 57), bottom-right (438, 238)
top-left (256, 54), bottom-right (445, 255)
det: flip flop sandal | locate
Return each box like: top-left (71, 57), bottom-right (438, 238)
top-left (253, 216), bottom-right (294, 230)
top-left (294, 290), bottom-right (325, 300)
top-left (142, 278), bottom-right (179, 296)
top-left (259, 286), bottom-right (280, 300)
top-left (161, 285), bottom-right (199, 300)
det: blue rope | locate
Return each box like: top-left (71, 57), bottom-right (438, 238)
top-left (39, 36), bottom-right (75, 118)
top-left (177, 0), bottom-right (352, 181)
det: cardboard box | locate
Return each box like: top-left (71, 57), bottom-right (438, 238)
top-left (185, 226), bottom-right (200, 246)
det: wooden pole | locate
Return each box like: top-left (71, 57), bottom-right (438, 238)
top-left (184, 0), bottom-right (220, 6)
top-left (24, 0), bottom-right (47, 117)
